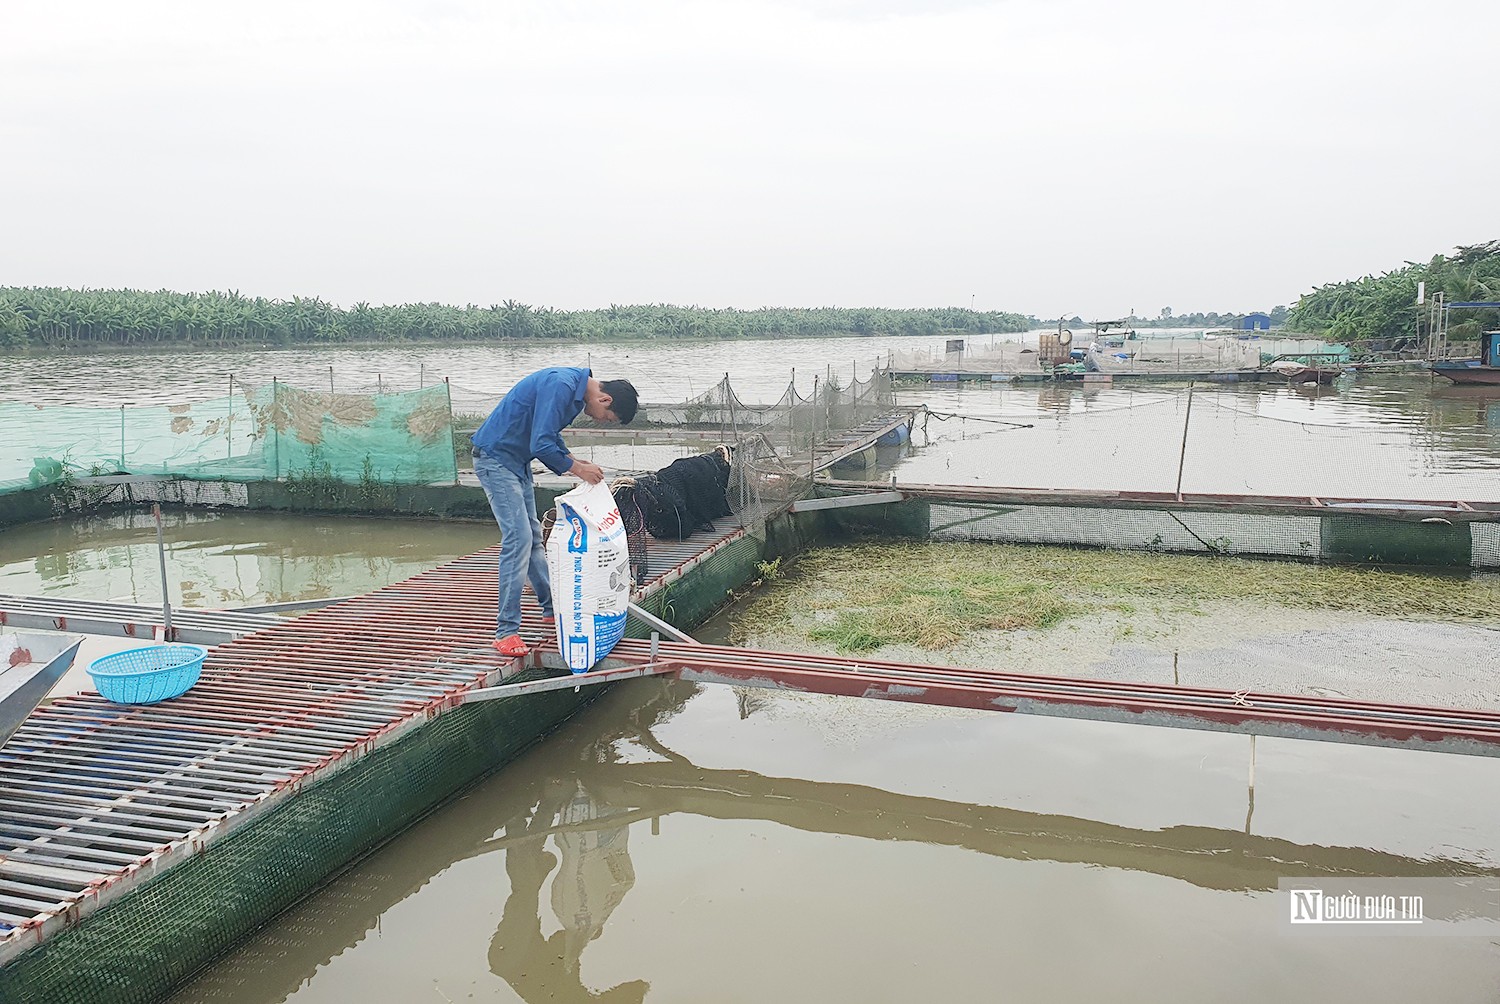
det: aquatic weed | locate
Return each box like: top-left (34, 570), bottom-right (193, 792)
top-left (736, 539), bottom-right (1493, 653)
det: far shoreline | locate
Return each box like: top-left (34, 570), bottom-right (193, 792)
top-left (0, 328), bottom-right (1008, 360)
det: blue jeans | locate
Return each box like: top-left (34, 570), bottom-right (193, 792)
top-left (474, 456), bottom-right (553, 637)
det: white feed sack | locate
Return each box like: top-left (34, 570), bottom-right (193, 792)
top-left (546, 480), bottom-right (631, 673)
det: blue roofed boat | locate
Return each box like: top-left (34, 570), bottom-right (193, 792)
top-left (1430, 299), bottom-right (1500, 385)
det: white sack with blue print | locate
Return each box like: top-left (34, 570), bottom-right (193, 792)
top-left (546, 480), bottom-right (631, 673)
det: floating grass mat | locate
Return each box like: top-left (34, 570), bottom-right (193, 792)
top-left (736, 541), bottom-right (1498, 654)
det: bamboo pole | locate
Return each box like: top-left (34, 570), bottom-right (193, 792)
top-left (1174, 381), bottom-right (1195, 502)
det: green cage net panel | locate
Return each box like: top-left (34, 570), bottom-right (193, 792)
top-left (0, 382), bottom-right (458, 495)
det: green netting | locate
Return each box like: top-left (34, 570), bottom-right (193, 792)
top-left (0, 382), bottom-right (457, 495)
top-left (248, 383), bottom-right (457, 485)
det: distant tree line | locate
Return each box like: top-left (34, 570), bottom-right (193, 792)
top-left (0, 287), bottom-right (1036, 349)
top-left (1284, 241), bottom-right (1500, 345)
top-left (1045, 308), bottom-right (1289, 330)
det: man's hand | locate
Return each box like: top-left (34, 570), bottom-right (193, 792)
top-left (569, 458), bottom-right (605, 484)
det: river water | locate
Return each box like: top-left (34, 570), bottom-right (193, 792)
top-left (4, 340), bottom-right (1500, 999)
top-left (4, 334), bottom-right (1500, 499)
top-left (166, 673), bottom-right (1500, 1004)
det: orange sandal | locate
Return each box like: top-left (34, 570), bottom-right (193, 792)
top-left (492, 634), bottom-right (529, 658)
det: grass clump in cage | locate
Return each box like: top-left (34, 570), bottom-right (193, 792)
top-left (738, 540), bottom-right (1497, 654)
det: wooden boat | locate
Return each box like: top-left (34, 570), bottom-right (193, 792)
top-left (1266, 359), bottom-right (1339, 385)
top-left (0, 633), bottom-right (82, 749)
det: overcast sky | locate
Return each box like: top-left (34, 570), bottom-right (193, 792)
top-left (3, 0), bottom-right (1495, 319)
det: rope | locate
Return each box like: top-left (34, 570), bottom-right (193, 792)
top-left (919, 406), bottom-right (1034, 430)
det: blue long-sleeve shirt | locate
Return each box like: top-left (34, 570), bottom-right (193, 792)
top-left (472, 367), bottom-right (590, 478)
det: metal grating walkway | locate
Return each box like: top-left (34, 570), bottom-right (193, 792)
top-left (0, 594), bottom-right (279, 645)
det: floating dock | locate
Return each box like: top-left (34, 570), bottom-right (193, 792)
top-left (812, 478), bottom-right (1500, 568)
top-left (0, 498), bottom-right (779, 1004)
top-left (889, 368), bottom-right (1274, 385)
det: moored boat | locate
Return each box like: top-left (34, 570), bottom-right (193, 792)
top-left (1432, 358), bottom-right (1500, 385)
top-left (1433, 331), bottom-right (1500, 384)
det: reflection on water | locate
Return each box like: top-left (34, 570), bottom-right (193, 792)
top-left (0, 511), bottom-right (496, 606)
top-left (492, 780), bottom-right (647, 1004)
top-left (171, 679), bottom-right (1500, 1004)
top-left (883, 377), bottom-right (1500, 498)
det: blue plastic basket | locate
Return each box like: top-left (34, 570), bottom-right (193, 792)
top-left (87, 644), bottom-right (207, 705)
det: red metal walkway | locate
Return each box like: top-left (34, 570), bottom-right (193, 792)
top-left (576, 641), bottom-right (1500, 759)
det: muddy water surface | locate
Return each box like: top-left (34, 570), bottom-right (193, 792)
top-left (166, 676), bottom-right (1500, 1003)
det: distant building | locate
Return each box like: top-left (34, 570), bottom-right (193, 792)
top-left (1240, 312), bottom-right (1272, 331)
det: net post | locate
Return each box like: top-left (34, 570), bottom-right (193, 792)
top-left (272, 377), bottom-right (281, 480)
top-left (227, 373), bottom-right (234, 461)
top-left (720, 372), bottom-right (729, 443)
top-left (726, 372), bottom-right (745, 525)
top-left (1174, 380), bottom-right (1195, 501)
top-left (444, 377), bottom-right (458, 484)
top-left (153, 503), bottom-right (173, 637)
top-left (120, 405), bottom-right (126, 471)
top-left (810, 374), bottom-right (819, 477)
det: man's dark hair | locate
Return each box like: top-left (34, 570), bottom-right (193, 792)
top-left (602, 379), bottom-right (639, 425)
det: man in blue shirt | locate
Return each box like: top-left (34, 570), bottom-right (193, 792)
top-left (472, 367), bottom-right (639, 658)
